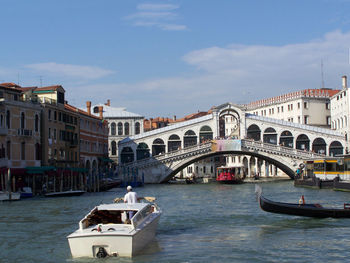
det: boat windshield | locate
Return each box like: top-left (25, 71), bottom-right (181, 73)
top-left (82, 209), bottom-right (137, 228)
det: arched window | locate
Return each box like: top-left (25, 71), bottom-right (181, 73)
top-left (168, 134), bottom-right (181, 152)
top-left (184, 130), bottom-right (197, 148)
top-left (312, 138), bottom-right (327, 154)
top-left (296, 134), bottom-right (310, 151)
top-left (6, 110), bottom-right (10, 129)
top-left (263, 127), bottom-right (277, 145)
top-left (121, 147), bottom-right (134, 163)
top-left (329, 141), bottom-right (343, 156)
top-left (136, 143), bottom-right (150, 160)
top-left (111, 141), bottom-right (117, 155)
top-left (152, 138), bottom-right (165, 155)
top-left (118, 122), bottom-right (123, 135)
top-left (35, 114), bottom-right (39, 132)
top-left (135, 122), bottom-right (140, 135)
top-left (111, 123), bottom-right (116, 135)
top-left (124, 122), bottom-right (129, 135)
top-left (247, 124), bottom-right (261, 141)
top-left (199, 126), bottom-right (213, 143)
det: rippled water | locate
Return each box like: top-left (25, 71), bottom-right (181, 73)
top-left (1, 181), bottom-right (350, 263)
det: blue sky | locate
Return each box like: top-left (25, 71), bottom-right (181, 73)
top-left (2, 0), bottom-right (350, 118)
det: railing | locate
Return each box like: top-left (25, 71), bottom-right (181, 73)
top-left (17, 129), bottom-right (33, 136)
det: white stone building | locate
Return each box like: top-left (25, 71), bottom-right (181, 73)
top-left (330, 76), bottom-right (350, 150)
top-left (89, 100), bottom-right (144, 164)
top-left (245, 88), bottom-right (339, 128)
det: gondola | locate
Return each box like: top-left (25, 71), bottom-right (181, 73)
top-left (255, 185), bottom-right (350, 218)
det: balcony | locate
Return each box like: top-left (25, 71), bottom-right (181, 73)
top-left (17, 129), bottom-right (33, 136)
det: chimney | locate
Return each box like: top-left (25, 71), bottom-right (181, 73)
top-left (98, 106), bottom-right (103, 118)
top-left (342, 75), bottom-right (347, 89)
top-left (86, 101), bottom-right (91, 115)
top-left (105, 99), bottom-right (110, 106)
top-left (174, 115), bottom-right (176, 121)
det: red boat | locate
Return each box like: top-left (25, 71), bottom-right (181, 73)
top-left (216, 166), bottom-right (244, 184)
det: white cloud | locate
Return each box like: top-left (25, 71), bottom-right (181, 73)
top-left (68, 30), bottom-right (350, 117)
top-left (124, 3), bottom-right (187, 31)
top-left (137, 3), bottom-right (179, 11)
top-left (24, 62), bottom-right (114, 80)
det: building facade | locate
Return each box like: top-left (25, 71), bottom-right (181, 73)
top-left (245, 88), bottom-right (339, 128)
top-left (89, 100), bottom-right (144, 164)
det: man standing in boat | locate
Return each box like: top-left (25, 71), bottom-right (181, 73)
top-left (124, 186), bottom-right (139, 220)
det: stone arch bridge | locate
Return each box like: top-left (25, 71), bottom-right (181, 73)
top-left (118, 103), bottom-right (345, 183)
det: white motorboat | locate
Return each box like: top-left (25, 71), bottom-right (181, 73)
top-left (0, 191), bottom-right (20, 201)
top-left (67, 199), bottom-right (161, 258)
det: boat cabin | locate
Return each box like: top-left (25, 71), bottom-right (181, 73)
top-left (79, 203), bottom-right (155, 230)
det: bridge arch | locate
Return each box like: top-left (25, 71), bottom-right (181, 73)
top-left (263, 127), bottom-right (277, 145)
top-left (136, 143), bottom-right (150, 160)
top-left (120, 147), bottom-right (134, 163)
top-left (199, 126), bottom-right (213, 143)
top-left (168, 134), bottom-right (181, 152)
top-left (162, 150), bottom-right (297, 183)
top-left (329, 141), bottom-right (343, 156)
top-left (152, 138), bottom-right (165, 156)
top-left (247, 124), bottom-right (261, 141)
top-left (184, 130), bottom-right (197, 148)
top-left (296, 134), bottom-right (310, 151)
top-left (279, 130), bottom-right (293, 148)
top-left (312, 137), bottom-right (326, 154)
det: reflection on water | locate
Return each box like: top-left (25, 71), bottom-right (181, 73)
top-left (1, 181), bottom-right (350, 262)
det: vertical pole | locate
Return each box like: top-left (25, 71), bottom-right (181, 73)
top-left (7, 168), bottom-right (11, 200)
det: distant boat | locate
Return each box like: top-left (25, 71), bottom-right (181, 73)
top-left (255, 185), bottom-right (350, 218)
top-left (20, 187), bottom-right (33, 198)
top-left (44, 190), bottom-right (85, 197)
top-left (216, 166), bottom-right (244, 184)
top-left (0, 191), bottom-right (20, 201)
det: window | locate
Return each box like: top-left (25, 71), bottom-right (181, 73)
top-left (135, 122), bottom-right (140, 134)
top-left (111, 123), bottom-right (116, 135)
top-left (21, 142), bottom-right (25, 160)
top-left (6, 110), bottom-right (10, 128)
top-left (304, 116), bottom-right (309, 124)
top-left (54, 129), bottom-right (57, 140)
top-left (304, 102), bottom-right (308, 109)
top-left (6, 140), bottom-right (10, 159)
top-left (54, 111), bottom-right (57, 121)
top-left (281, 106), bottom-right (284, 112)
top-left (277, 107), bottom-right (280, 113)
top-left (35, 115), bottom-right (39, 132)
top-left (48, 109), bottom-right (51, 120)
top-left (57, 91), bottom-right (65, 104)
top-left (48, 128), bottom-right (51, 139)
top-left (21, 112), bottom-right (25, 129)
top-left (118, 122), bottom-right (123, 135)
top-left (327, 116), bottom-right (331, 125)
top-left (124, 122), bottom-right (129, 135)
top-left (325, 103), bottom-right (330, 110)
top-left (298, 102), bottom-right (300, 109)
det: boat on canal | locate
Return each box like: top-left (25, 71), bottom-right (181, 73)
top-left (67, 197), bottom-right (161, 258)
top-left (255, 185), bottom-right (350, 218)
top-left (0, 191), bottom-right (20, 201)
top-left (216, 165), bottom-right (244, 184)
top-left (44, 190), bottom-right (85, 197)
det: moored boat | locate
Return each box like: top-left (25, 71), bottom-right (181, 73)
top-left (45, 190), bottom-right (85, 197)
top-left (0, 191), bottom-right (20, 201)
top-left (67, 197), bottom-right (161, 258)
top-left (255, 185), bottom-right (350, 218)
top-left (216, 166), bottom-right (244, 184)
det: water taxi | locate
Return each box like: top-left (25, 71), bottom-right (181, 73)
top-left (67, 198), bottom-right (161, 258)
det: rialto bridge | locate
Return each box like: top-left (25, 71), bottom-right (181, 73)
top-left (118, 103), bottom-right (345, 183)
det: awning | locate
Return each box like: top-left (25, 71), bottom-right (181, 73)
top-left (26, 166), bottom-right (56, 174)
top-left (98, 157), bottom-right (115, 163)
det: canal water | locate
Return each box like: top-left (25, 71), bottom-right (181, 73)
top-left (1, 180), bottom-right (350, 263)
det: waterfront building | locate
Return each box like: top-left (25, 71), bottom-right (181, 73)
top-left (67, 103), bottom-right (109, 174)
top-left (330, 75), bottom-right (350, 150)
top-left (244, 88), bottom-right (339, 128)
top-left (0, 83), bottom-right (42, 190)
top-left (89, 100), bottom-right (144, 164)
top-left (32, 85), bottom-right (80, 169)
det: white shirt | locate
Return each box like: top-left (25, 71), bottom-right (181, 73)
top-left (124, 191), bottom-right (138, 204)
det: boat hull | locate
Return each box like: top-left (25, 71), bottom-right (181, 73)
top-left (259, 195), bottom-right (350, 218)
top-left (0, 192), bottom-right (20, 201)
top-left (67, 214), bottom-right (161, 258)
top-left (45, 190), bottom-right (85, 197)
